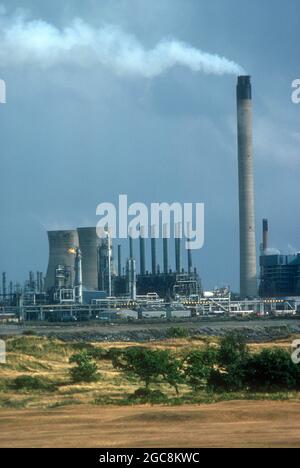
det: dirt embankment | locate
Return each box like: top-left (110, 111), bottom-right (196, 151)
top-left (0, 401), bottom-right (300, 448)
top-left (1, 318), bottom-right (300, 343)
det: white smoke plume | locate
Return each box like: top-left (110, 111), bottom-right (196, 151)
top-left (0, 10), bottom-right (244, 77)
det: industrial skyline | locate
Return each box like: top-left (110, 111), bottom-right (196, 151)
top-left (0, 0), bottom-right (299, 291)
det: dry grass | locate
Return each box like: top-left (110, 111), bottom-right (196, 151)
top-left (0, 335), bottom-right (299, 410)
top-left (1, 401), bottom-right (300, 448)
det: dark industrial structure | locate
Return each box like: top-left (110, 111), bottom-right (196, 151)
top-left (113, 230), bottom-right (202, 299)
top-left (260, 254), bottom-right (300, 298)
top-left (259, 219), bottom-right (300, 298)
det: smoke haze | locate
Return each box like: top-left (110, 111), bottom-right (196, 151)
top-left (0, 11), bottom-right (244, 77)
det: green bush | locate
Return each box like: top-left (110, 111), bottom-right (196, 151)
top-left (12, 375), bottom-right (56, 392)
top-left (71, 343), bottom-right (122, 361)
top-left (102, 348), bottom-right (123, 361)
top-left (218, 331), bottom-right (249, 367)
top-left (69, 352), bottom-right (100, 383)
top-left (208, 345), bottom-right (300, 392)
top-left (184, 347), bottom-right (218, 390)
top-left (166, 327), bottom-right (189, 339)
top-left (243, 348), bottom-right (300, 391)
top-left (113, 347), bottom-right (183, 394)
top-left (130, 388), bottom-right (168, 403)
top-left (207, 364), bottom-right (246, 392)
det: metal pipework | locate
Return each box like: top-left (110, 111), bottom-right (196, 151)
top-left (98, 230), bottom-right (112, 296)
top-left (74, 248), bottom-right (83, 304)
top-left (237, 76), bottom-right (257, 298)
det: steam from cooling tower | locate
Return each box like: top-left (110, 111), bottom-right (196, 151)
top-left (0, 11), bottom-right (244, 76)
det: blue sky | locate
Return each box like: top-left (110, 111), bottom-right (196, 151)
top-left (0, 0), bottom-right (299, 291)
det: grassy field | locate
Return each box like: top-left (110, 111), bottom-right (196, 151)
top-left (1, 335), bottom-right (300, 448)
top-left (0, 334), bottom-right (300, 409)
top-left (1, 401), bottom-right (300, 448)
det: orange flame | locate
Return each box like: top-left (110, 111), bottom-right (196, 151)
top-left (68, 248), bottom-right (77, 255)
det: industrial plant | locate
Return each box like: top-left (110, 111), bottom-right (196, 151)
top-left (1, 76), bottom-right (299, 322)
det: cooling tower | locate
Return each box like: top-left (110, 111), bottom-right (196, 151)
top-left (237, 76), bottom-right (257, 298)
top-left (77, 227), bottom-right (102, 290)
top-left (45, 230), bottom-right (79, 291)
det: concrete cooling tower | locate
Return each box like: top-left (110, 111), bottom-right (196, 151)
top-left (45, 230), bottom-right (79, 291)
top-left (77, 227), bottom-right (102, 290)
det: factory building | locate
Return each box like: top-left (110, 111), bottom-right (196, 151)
top-left (113, 232), bottom-right (202, 299)
top-left (259, 220), bottom-right (300, 298)
top-left (260, 254), bottom-right (300, 298)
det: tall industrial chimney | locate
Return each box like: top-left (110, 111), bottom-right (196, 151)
top-left (163, 224), bottom-right (169, 274)
top-left (118, 245), bottom-right (122, 277)
top-left (139, 226), bottom-right (146, 275)
top-left (187, 222), bottom-right (193, 274)
top-left (151, 225), bottom-right (157, 275)
top-left (127, 229), bottom-right (136, 300)
top-left (175, 223), bottom-right (181, 274)
top-left (74, 248), bottom-right (83, 304)
top-left (262, 219), bottom-right (269, 253)
top-left (2, 272), bottom-right (7, 298)
top-left (98, 230), bottom-right (112, 296)
top-left (237, 76), bottom-right (257, 298)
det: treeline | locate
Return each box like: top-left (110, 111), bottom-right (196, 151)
top-left (69, 332), bottom-right (300, 397)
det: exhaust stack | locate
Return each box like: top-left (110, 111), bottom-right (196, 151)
top-left (74, 248), bottom-right (83, 304)
top-left (175, 223), bottom-right (181, 274)
top-left (118, 245), bottom-right (122, 277)
top-left (151, 225), bottom-right (157, 275)
top-left (237, 76), bottom-right (257, 298)
top-left (139, 226), bottom-right (146, 275)
top-left (263, 219), bottom-right (269, 253)
top-left (163, 224), bottom-right (169, 274)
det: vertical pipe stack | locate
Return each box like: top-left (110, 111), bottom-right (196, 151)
top-left (151, 225), bottom-right (157, 275)
top-left (118, 245), bottom-right (122, 277)
top-left (237, 76), bottom-right (257, 298)
top-left (74, 248), bottom-right (83, 304)
top-left (175, 223), bottom-right (181, 274)
top-left (2, 272), bottom-right (7, 298)
top-left (163, 223), bottom-right (169, 274)
top-left (187, 223), bottom-right (193, 274)
top-left (127, 229), bottom-right (136, 300)
top-left (263, 219), bottom-right (269, 253)
top-left (139, 226), bottom-right (146, 276)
